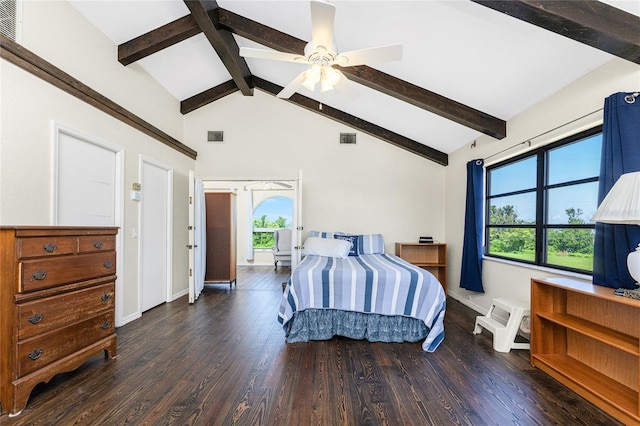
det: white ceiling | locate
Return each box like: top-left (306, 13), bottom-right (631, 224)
top-left (69, 0), bottom-right (639, 156)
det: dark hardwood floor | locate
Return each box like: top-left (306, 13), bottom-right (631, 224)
top-left (2, 266), bottom-right (621, 425)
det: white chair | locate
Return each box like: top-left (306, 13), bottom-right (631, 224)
top-left (272, 229), bottom-right (292, 271)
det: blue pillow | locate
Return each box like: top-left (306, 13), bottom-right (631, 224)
top-left (334, 234), bottom-right (359, 256)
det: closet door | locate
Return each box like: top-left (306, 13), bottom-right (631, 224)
top-left (204, 192), bottom-right (236, 284)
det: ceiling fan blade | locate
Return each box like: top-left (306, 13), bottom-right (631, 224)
top-left (239, 47), bottom-right (308, 64)
top-left (310, 0), bottom-right (336, 51)
top-left (277, 71), bottom-right (308, 99)
top-left (335, 44), bottom-right (403, 67)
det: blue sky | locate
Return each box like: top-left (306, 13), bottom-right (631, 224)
top-left (253, 196), bottom-right (293, 226)
top-left (490, 134), bottom-right (602, 224)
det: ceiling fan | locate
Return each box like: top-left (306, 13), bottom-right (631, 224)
top-left (239, 0), bottom-right (402, 99)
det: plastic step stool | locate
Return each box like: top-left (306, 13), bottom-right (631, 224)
top-left (473, 298), bottom-right (530, 353)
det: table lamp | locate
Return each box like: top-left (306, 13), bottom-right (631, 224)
top-left (591, 171), bottom-right (640, 285)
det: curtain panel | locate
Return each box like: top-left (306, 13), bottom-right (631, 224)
top-left (460, 159), bottom-right (485, 293)
top-left (593, 92), bottom-right (640, 289)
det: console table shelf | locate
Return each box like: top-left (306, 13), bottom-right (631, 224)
top-left (531, 277), bottom-right (640, 424)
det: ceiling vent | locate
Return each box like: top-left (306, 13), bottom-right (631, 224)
top-left (340, 133), bottom-right (356, 145)
top-left (0, 0), bottom-right (19, 41)
top-left (207, 131), bottom-right (224, 143)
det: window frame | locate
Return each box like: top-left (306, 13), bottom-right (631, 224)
top-left (484, 125), bottom-right (602, 274)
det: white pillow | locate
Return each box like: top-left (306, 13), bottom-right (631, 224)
top-left (302, 237), bottom-right (351, 258)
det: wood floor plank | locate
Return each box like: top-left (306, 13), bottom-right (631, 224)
top-left (1, 265), bottom-right (623, 425)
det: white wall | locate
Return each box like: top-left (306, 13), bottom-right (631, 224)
top-left (185, 89), bottom-right (447, 255)
top-left (445, 58), bottom-right (640, 314)
top-left (0, 1), bottom-right (194, 325)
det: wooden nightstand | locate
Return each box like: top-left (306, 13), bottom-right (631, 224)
top-left (395, 243), bottom-right (447, 294)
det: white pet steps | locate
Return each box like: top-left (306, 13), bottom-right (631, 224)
top-left (473, 298), bottom-right (530, 353)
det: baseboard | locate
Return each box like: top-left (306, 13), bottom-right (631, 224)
top-left (447, 292), bottom-right (485, 315)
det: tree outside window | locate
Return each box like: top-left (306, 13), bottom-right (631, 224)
top-left (485, 128), bottom-right (601, 273)
top-left (252, 196), bottom-right (292, 249)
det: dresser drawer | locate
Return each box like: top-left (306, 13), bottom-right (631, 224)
top-left (78, 235), bottom-right (116, 253)
top-left (20, 252), bottom-right (116, 292)
top-left (17, 236), bottom-right (76, 259)
top-left (17, 310), bottom-right (115, 377)
top-left (18, 283), bottom-right (115, 340)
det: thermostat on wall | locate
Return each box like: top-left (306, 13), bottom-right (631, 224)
top-left (130, 190), bottom-right (141, 201)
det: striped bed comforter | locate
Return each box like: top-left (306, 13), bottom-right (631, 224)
top-left (277, 253), bottom-right (446, 352)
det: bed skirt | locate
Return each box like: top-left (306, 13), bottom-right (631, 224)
top-left (283, 309), bottom-right (428, 344)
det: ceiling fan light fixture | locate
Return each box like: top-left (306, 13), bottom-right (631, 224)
top-left (303, 64), bottom-right (322, 90)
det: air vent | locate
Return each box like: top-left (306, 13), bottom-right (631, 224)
top-left (207, 131), bottom-right (224, 143)
top-left (340, 133), bottom-right (356, 145)
top-left (0, 0), bottom-right (18, 41)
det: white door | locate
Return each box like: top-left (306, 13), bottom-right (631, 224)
top-left (140, 157), bottom-right (172, 312)
top-left (292, 170), bottom-right (303, 269)
top-left (56, 130), bottom-right (118, 225)
top-left (54, 124), bottom-right (124, 326)
top-left (188, 170), bottom-right (206, 303)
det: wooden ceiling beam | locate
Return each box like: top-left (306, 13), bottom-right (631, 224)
top-left (183, 0), bottom-right (253, 96)
top-left (217, 9), bottom-right (507, 140)
top-left (472, 0), bottom-right (640, 64)
top-left (181, 80), bottom-right (239, 114)
top-left (254, 77), bottom-right (448, 166)
top-left (118, 15), bottom-right (200, 66)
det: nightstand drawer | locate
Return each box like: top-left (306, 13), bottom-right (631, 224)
top-left (78, 235), bottom-right (116, 253)
top-left (18, 283), bottom-right (115, 340)
top-left (17, 310), bottom-right (115, 377)
top-left (17, 236), bottom-right (76, 259)
top-left (20, 252), bottom-right (116, 292)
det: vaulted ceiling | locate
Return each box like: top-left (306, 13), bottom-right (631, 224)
top-left (70, 1), bottom-right (640, 165)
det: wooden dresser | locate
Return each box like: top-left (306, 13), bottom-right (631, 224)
top-left (0, 226), bottom-right (118, 416)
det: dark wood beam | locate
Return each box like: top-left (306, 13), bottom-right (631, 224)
top-left (217, 9), bottom-right (506, 140)
top-left (183, 0), bottom-right (253, 95)
top-left (254, 77), bottom-right (448, 166)
top-left (181, 80), bottom-right (239, 114)
top-left (0, 35), bottom-right (197, 159)
top-left (337, 65), bottom-right (507, 140)
top-left (118, 15), bottom-right (200, 66)
top-left (472, 0), bottom-right (640, 64)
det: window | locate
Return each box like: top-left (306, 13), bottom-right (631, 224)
top-left (485, 127), bottom-right (602, 273)
top-left (252, 196), bottom-right (292, 249)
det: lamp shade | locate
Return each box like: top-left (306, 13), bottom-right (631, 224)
top-left (591, 171), bottom-right (640, 225)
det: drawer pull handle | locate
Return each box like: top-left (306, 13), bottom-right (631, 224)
top-left (103, 260), bottom-right (113, 268)
top-left (28, 313), bottom-right (45, 324)
top-left (101, 321), bottom-right (111, 329)
top-left (101, 293), bottom-right (111, 302)
top-left (31, 270), bottom-right (47, 280)
top-left (42, 243), bottom-right (57, 253)
top-left (93, 241), bottom-right (103, 249)
top-left (27, 349), bottom-right (44, 360)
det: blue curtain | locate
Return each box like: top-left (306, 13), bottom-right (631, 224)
top-left (593, 92), bottom-right (640, 289)
top-left (460, 159), bottom-right (485, 293)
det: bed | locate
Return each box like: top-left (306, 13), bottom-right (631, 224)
top-left (277, 232), bottom-right (446, 352)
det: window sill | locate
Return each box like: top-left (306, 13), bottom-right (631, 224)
top-left (483, 256), bottom-right (592, 281)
